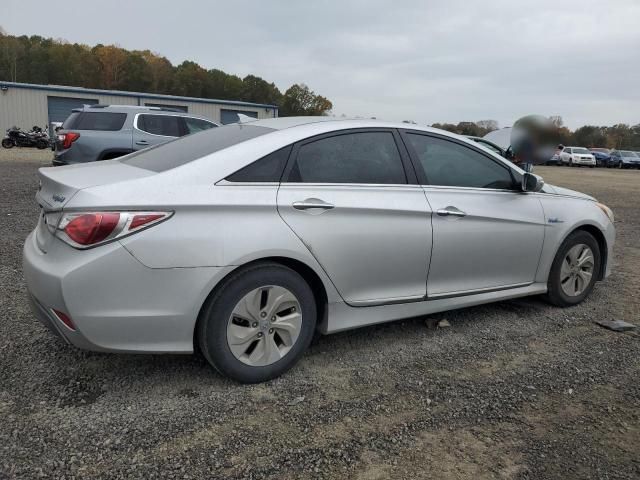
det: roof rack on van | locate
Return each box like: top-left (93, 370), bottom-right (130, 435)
top-left (82, 104), bottom-right (185, 113)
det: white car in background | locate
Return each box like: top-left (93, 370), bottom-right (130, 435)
top-left (559, 147), bottom-right (596, 168)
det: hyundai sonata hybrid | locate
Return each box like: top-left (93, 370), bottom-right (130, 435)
top-left (23, 117), bottom-right (615, 383)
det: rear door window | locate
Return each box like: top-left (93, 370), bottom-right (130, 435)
top-left (286, 131), bottom-right (407, 184)
top-left (137, 114), bottom-right (183, 137)
top-left (226, 146), bottom-right (292, 182)
top-left (66, 112), bottom-right (126, 131)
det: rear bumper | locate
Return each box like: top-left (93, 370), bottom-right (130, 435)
top-left (23, 230), bottom-right (232, 353)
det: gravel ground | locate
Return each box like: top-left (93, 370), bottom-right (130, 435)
top-left (1, 151), bottom-right (639, 479)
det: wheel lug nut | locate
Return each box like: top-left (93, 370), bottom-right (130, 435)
top-left (252, 322), bottom-right (258, 328)
top-left (291, 307), bottom-right (296, 312)
top-left (269, 328), bottom-right (274, 334)
top-left (260, 312), bottom-right (266, 318)
top-left (257, 332), bottom-right (263, 338)
top-left (271, 316), bottom-right (276, 321)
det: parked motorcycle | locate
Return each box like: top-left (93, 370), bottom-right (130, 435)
top-left (2, 126), bottom-right (50, 149)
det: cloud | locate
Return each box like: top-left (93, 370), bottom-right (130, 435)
top-left (3, 0), bottom-right (639, 128)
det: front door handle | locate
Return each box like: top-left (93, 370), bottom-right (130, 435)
top-left (135, 140), bottom-right (149, 146)
top-left (436, 206), bottom-right (467, 217)
top-left (292, 199), bottom-right (335, 211)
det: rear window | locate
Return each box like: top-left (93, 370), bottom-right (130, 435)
top-left (121, 124), bottom-right (274, 172)
top-left (61, 112), bottom-right (80, 129)
top-left (64, 112), bottom-right (126, 131)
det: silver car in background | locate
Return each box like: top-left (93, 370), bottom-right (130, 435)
top-left (24, 117), bottom-right (615, 383)
top-left (53, 104), bottom-right (217, 166)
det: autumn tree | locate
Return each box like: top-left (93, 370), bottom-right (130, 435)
top-left (93, 45), bottom-right (127, 89)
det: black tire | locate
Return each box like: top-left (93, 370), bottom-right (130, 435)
top-left (36, 139), bottom-right (48, 150)
top-left (197, 262), bottom-right (317, 383)
top-left (1, 138), bottom-right (14, 149)
top-left (544, 230), bottom-right (601, 307)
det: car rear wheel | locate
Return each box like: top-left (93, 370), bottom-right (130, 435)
top-left (545, 231), bottom-right (600, 307)
top-left (197, 263), bottom-right (317, 383)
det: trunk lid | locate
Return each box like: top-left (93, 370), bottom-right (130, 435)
top-left (36, 160), bottom-right (153, 210)
top-left (34, 160), bottom-right (154, 252)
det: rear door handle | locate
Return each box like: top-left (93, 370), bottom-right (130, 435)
top-left (135, 140), bottom-right (149, 146)
top-left (436, 206), bottom-right (467, 217)
top-left (292, 199), bottom-right (335, 211)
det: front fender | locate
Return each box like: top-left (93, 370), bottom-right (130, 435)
top-left (535, 195), bottom-right (614, 283)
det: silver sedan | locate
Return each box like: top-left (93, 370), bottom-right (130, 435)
top-left (23, 117), bottom-right (615, 383)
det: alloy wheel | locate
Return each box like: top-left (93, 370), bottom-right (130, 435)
top-left (560, 244), bottom-right (595, 297)
top-left (226, 285), bottom-right (302, 367)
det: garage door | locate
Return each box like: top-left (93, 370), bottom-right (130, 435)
top-left (47, 96), bottom-right (99, 128)
top-left (220, 109), bottom-right (258, 125)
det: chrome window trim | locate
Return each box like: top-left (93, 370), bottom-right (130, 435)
top-left (133, 113), bottom-right (216, 138)
top-left (217, 179), bottom-right (424, 189)
top-left (421, 184), bottom-right (522, 194)
top-left (133, 113), bottom-right (179, 138)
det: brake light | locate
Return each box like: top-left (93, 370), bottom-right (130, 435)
top-left (130, 213), bottom-right (165, 229)
top-left (64, 213), bottom-right (120, 245)
top-left (59, 132), bottom-right (80, 149)
top-left (57, 211), bottom-right (172, 248)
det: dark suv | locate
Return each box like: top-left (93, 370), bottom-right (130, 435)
top-left (53, 105), bottom-right (218, 166)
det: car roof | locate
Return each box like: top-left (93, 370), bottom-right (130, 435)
top-left (74, 104), bottom-right (197, 115)
top-left (247, 116), bottom-right (464, 137)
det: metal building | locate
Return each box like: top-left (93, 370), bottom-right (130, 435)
top-left (0, 81), bottom-right (278, 133)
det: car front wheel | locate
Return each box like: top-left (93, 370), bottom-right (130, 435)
top-left (197, 263), bottom-right (317, 383)
top-left (545, 231), bottom-right (600, 307)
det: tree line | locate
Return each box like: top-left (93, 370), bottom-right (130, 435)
top-left (0, 30), bottom-right (332, 116)
top-left (430, 117), bottom-right (640, 150)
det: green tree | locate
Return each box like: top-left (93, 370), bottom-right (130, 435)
top-left (280, 84), bottom-right (332, 116)
top-left (241, 75), bottom-right (282, 105)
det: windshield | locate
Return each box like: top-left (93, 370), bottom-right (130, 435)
top-left (121, 124), bottom-right (274, 172)
top-left (572, 148), bottom-right (590, 154)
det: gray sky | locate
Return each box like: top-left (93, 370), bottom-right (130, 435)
top-left (4, 0), bottom-right (640, 129)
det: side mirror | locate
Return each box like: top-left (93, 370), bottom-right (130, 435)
top-left (522, 172), bottom-right (544, 192)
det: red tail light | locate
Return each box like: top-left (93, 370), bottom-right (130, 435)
top-left (59, 132), bottom-right (80, 149)
top-left (57, 211), bottom-right (172, 248)
top-left (64, 213), bottom-right (120, 245)
top-left (130, 213), bottom-right (165, 229)
top-left (52, 309), bottom-right (76, 331)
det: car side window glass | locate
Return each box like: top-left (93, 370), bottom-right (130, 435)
top-left (73, 112), bottom-right (126, 131)
top-left (286, 132), bottom-right (406, 184)
top-left (185, 117), bottom-right (216, 134)
top-left (226, 146), bottom-right (292, 182)
top-left (137, 115), bottom-right (182, 137)
top-left (406, 134), bottom-right (515, 189)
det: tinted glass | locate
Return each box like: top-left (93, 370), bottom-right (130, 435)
top-left (287, 132), bottom-right (406, 184)
top-left (407, 134), bottom-right (514, 189)
top-left (226, 146), bottom-right (292, 182)
top-left (122, 124), bottom-right (274, 172)
top-left (475, 139), bottom-right (502, 154)
top-left (61, 112), bottom-right (80, 129)
top-left (137, 114), bottom-right (182, 137)
top-left (70, 112), bottom-right (126, 131)
top-left (185, 117), bottom-right (216, 134)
